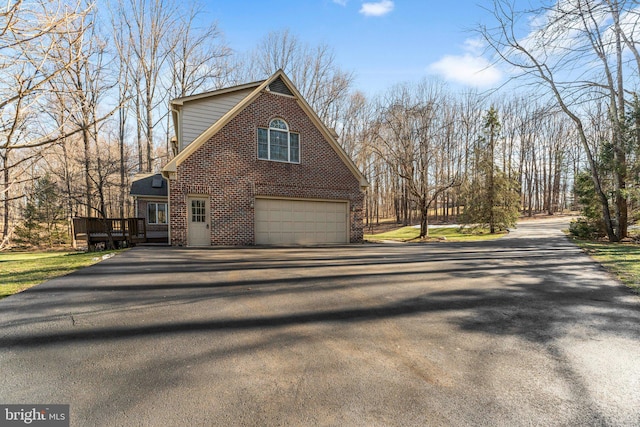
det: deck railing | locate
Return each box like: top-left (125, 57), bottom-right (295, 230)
top-left (72, 217), bottom-right (146, 249)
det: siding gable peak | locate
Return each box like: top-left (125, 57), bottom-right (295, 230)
top-left (267, 77), bottom-right (294, 96)
top-left (163, 70), bottom-right (369, 189)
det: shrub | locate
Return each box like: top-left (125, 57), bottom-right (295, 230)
top-left (569, 217), bottom-right (606, 239)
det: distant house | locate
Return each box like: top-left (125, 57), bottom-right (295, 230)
top-left (129, 173), bottom-right (169, 243)
top-left (131, 70), bottom-right (368, 246)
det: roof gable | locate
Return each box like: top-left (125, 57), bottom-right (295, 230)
top-left (170, 80), bottom-right (264, 106)
top-left (130, 173), bottom-right (168, 197)
top-left (163, 70), bottom-right (369, 189)
top-left (267, 76), bottom-right (294, 96)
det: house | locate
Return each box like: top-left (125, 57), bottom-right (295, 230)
top-left (129, 173), bottom-right (169, 243)
top-left (132, 70), bottom-right (368, 246)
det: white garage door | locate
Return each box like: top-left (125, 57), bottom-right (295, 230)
top-left (255, 198), bottom-right (348, 245)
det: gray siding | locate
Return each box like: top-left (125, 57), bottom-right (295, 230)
top-left (180, 88), bottom-right (255, 150)
top-left (268, 77), bottom-right (293, 96)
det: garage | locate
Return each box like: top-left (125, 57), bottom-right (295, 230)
top-left (255, 198), bottom-right (348, 245)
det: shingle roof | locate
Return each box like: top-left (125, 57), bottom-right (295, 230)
top-left (130, 173), bottom-right (168, 197)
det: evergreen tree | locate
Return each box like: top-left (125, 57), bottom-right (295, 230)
top-left (570, 170), bottom-right (607, 238)
top-left (572, 99), bottom-right (640, 239)
top-left (13, 200), bottom-right (42, 246)
top-left (14, 175), bottom-right (66, 247)
top-left (461, 107), bottom-right (520, 233)
top-left (625, 96), bottom-right (640, 225)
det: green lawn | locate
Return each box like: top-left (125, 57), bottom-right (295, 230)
top-left (574, 240), bottom-right (640, 293)
top-left (0, 250), bottom-right (125, 299)
top-left (365, 225), bottom-right (506, 242)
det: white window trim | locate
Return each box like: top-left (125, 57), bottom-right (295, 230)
top-left (257, 119), bottom-right (301, 164)
top-left (147, 202), bottom-right (168, 225)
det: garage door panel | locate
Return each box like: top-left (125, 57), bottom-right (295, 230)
top-left (271, 221), bottom-right (284, 232)
top-left (255, 199), bottom-right (348, 245)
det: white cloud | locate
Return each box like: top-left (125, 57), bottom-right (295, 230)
top-left (333, 0), bottom-right (347, 6)
top-left (428, 39), bottom-right (503, 88)
top-left (359, 0), bottom-right (394, 17)
top-left (462, 38), bottom-right (484, 55)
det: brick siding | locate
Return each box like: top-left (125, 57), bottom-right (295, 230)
top-left (170, 91), bottom-right (365, 246)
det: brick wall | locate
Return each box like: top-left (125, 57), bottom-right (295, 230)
top-left (170, 91), bottom-right (365, 246)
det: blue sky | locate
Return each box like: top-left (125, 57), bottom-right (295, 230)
top-left (204, 0), bottom-right (504, 95)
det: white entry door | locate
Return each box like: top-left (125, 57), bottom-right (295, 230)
top-left (187, 196), bottom-right (210, 246)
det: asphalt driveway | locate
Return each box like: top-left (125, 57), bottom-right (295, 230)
top-left (1, 218), bottom-right (639, 426)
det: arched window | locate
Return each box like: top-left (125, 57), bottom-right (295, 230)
top-left (258, 118), bottom-right (300, 163)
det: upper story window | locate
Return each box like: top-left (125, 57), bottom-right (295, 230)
top-left (258, 118), bottom-right (300, 163)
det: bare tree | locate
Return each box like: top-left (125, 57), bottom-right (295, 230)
top-left (163, 4), bottom-right (231, 158)
top-left (370, 81), bottom-right (459, 238)
top-left (480, 0), bottom-right (639, 241)
top-left (112, 17), bottom-right (133, 218)
top-left (49, 8), bottom-right (121, 218)
top-left (168, 7), bottom-right (231, 98)
top-left (116, 0), bottom-right (179, 172)
top-left (1, 0), bottom-right (90, 246)
top-left (249, 29), bottom-right (354, 130)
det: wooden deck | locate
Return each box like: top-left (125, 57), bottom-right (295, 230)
top-left (72, 217), bottom-right (147, 250)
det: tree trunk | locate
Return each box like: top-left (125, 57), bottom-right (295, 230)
top-left (2, 152), bottom-right (9, 243)
top-left (402, 181), bottom-right (408, 226)
top-left (488, 118), bottom-right (496, 234)
top-left (119, 108), bottom-right (126, 219)
top-left (146, 85), bottom-right (153, 172)
top-left (83, 126), bottom-right (92, 217)
top-left (59, 137), bottom-right (76, 244)
top-left (136, 89), bottom-right (144, 171)
top-left (579, 124), bottom-right (618, 242)
top-left (419, 200), bottom-right (428, 238)
top-left (611, 1), bottom-right (628, 239)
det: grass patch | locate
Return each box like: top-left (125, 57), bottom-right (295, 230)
top-left (365, 225), bottom-right (506, 242)
top-left (0, 250), bottom-right (126, 299)
top-left (573, 240), bottom-right (640, 293)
